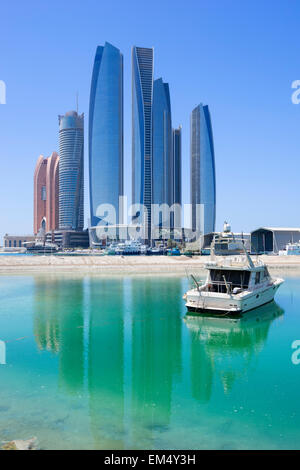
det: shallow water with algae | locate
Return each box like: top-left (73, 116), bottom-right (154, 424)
top-left (0, 272), bottom-right (300, 449)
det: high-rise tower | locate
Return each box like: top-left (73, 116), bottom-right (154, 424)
top-left (172, 125), bottom-right (182, 232)
top-left (173, 126), bottom-right (182, 208)
top-left (58, 111), bottom-right (84, 231)
top-left (190, 104), bottom-right (216, 236)
top-left (132, 46), bottom-right (154, 241)
top-left (152, 78), bottom-right (172, 229)
top-left (34, 151), bottom-right (59, 234)
top-left (89, 42), bottom-right (123, 228)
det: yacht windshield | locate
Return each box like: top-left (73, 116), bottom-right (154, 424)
top-left (209, 269), bottom-right (250, 292)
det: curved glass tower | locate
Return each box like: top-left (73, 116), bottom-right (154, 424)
top-left (173, 126), bottom-right (182, 207)
top-left (132, 46), bottom-right (154, 240)
top-left (152, 78), bottom-right (172, 227)
top-left (190, 104), bottom-right (216, 235)
top-left (58, 111), bottom-right (84, 230)
top-left (89, 42), bottom-right (123, 227)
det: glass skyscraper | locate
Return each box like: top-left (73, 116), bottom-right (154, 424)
top-left (58, 111), bottom-right (84, 231)
top-left (132, 46), bottom-right (154, 240)
top-left (172, 126), bottom-right (182, 231)
top-left (89, 42), bottom-right (123, 227)
top-left (152, 78), bottom-right (172, 227)
top-left (190, 104), bottom-right (216, 236)
top-left (173, 125), bottom-right (182, 207)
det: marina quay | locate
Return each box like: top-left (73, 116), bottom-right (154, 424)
top-left (1, 253), bottom-right (300, 273)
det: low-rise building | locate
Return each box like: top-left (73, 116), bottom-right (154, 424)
top-left (3, 234), bottom-right (35, 250)
top-left (89, 225), bottom-right (197, 246)
top-left (45, 230), bottom-right (89, 249)
top-left (250, 227), bottom-right (300, 254)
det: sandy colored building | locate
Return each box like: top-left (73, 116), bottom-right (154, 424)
top-left (3, 234), bottom-right (35, 249)
top-left (34, 152), bottom-right (59, 234)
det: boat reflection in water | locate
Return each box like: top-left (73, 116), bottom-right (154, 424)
top-left (184, 301), bottom-right (284, 400)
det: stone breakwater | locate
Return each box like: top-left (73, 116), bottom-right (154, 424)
top-left (0, 255), bottom-right (300, 274)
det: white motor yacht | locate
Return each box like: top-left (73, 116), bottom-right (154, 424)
top-left (183, 242), bottom-right (284, 315)
top-left (286, 242), bottom-right (300, 255)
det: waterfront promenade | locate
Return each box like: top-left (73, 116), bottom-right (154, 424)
top-left (0, 255), bottom-right (299, 274)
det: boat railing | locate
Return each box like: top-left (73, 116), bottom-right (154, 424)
top-left (204, 280), bottom-right (233, 294)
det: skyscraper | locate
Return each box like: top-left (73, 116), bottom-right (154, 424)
top-left (172, 126), bottom-right (182, 232)
top-left (89, 42), bottom-right (123, 227)
top-left (152, 78), bottom-right (172, 228)
top-left (132, 46), bottom-right (154, 240)
top-left (190, 104), bottom-right (216, 236)
top-left (34, 151), bottom-right (59, 234)
top-left (173, 126), bottom-right (182, 207)
top-left (58, 111), bottom-right (84, 231)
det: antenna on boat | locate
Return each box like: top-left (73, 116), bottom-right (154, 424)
top-left (190, 274), bottom-right (200, 291)
top-left (250, 240), bottom-right (259, 263)
top-left (210, 235), bottom-right (216, 261)
top-left (240, 243), bottom-right (254, 268)
top-left (222, 275), bottom-right (230, 294)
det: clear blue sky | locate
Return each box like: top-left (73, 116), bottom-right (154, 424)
top-left (0, 0), bottom-right (299, 241)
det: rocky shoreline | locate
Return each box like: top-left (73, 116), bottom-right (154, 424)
top-left (1, 437), bottom-right (38, 450)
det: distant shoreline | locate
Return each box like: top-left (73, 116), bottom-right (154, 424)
top-left (0, 254), bottom-right (299, 275)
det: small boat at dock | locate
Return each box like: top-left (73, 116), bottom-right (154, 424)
top-left (183, 240), bottom-right (284, 315)
top-left (279, 241), bottom-right (300, 256)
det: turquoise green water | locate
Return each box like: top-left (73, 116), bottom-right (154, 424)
top-left (0, 272), bottom-right (300, 450)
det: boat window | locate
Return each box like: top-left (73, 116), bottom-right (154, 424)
top-left (209, 269), bottom-right (250, 290)
top-left (255, 272), bottom-right (260, 284)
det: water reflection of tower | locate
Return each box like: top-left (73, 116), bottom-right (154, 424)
top-left (185, 302), bottom-right (284, 400)
top-left (130, 277), bottom-right (182, 441)
top-left (34, 276), bottom-right (60, 354)
top-left (190, 334), bottom-right (213, 403)
top-left (33, 275), bottom-right (85, 393)
top-left (88, 278), bottom-right (125, 449)
top-left (57, 278), bottom-right (85, 393)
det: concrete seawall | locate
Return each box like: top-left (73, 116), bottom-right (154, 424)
top-left (0, 255), bottom-right (299, 274)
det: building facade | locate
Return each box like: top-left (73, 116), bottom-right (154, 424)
top-left (45, 229), bottom-right (89, 249)
top-left (33, 151), bottom-right (59, 234)
top-left (190, 104), bottom-right (216, 237)
top-left (173, 126), bottom-right (182, 207)
top-left (132, 46), bottom-right (154, 241)
top-left (152, 78), bottom-right (173, 229)
top-left (4, 234), bottom-right (35, 249)
top-left (58, 111), bottom-right (84, 231)
top-left (89, 42), bottom-right (123, 228)
top-left (250, 227), bottom-right (300, 254)
top-left (172, 125), bottom-right (182, 231)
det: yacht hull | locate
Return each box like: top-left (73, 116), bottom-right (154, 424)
top-left (185, 280), bottom-right (283, 315)
top-left (186, 299), bottom-right (273, 316)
